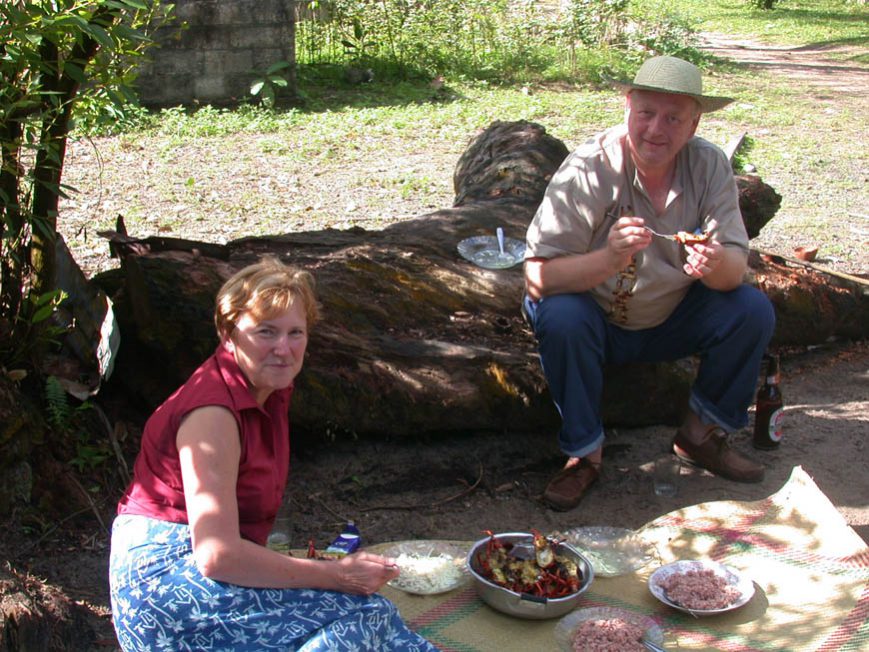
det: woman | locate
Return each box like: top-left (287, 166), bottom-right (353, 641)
top-left (109, 257), bottom-right (438, 651)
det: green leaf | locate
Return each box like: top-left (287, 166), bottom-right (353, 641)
top-left (106, 88), bottom-right (125, 105)
top-left (33, 290), bottom-right (64, 309)
top-left (62, 62), bottom-right (86, 83)
top-left (54, 13), bottom-right (90, 31)
top-left (250, 80), bottom-right (265, 96)
top-left (266, 61), bottom-right (291, 75)
top-left (117, 0), bottom-right (149, 9)
top-left (112, 23), bottom-right (149, 43)
top-left (119, 85), bottom-right (139, 103)
top-left (83, 23), bottom-right (114, 49)
top-left (31, 304), bottom-right (55, 323)
top-left (268, 76), bottom-right (288, 88)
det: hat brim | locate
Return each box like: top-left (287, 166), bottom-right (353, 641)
top-left (608, 79), bottom-right (734, 113)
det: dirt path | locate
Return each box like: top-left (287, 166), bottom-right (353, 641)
top-left (700, 31), bottom-right (869, 96)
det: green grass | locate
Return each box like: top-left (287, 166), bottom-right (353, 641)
top-left (657, 0), bottom-right (869, 46)
top-left (60, 0), bottom-right (867, 277)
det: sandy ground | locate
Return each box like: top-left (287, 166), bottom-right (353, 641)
top-left (282, 340), bottom-right (869, 551)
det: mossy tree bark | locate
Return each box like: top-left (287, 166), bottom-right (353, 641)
top-left (93, 121), bottom-right (867, 443)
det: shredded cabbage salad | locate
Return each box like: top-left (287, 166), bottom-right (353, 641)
top-left (392, 552), bottom-right (463, 593)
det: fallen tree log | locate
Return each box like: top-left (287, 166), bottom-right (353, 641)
top-left (93, 120), bottom-right (867, 442)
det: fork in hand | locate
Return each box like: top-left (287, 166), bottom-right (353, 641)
top-left (643, 226), bottom-right (679, 241)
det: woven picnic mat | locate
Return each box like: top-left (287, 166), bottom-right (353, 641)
top-left (377, 466), bottom-right (869, 651)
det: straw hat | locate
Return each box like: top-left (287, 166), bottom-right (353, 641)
top-left (609, 56), bottom-right (733, 113)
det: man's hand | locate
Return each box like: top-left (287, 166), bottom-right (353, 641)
top-left (682, 220), bottom-right (748, 290)
top-left (683, 239), bottom-right (724, 279)
top-left (524, 216), bottom-right (652, 300)
top-left (608, 216), bottom-right (652, 270)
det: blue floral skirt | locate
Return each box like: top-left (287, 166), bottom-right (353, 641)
top-left (109, 515), bottom-right (439, 651)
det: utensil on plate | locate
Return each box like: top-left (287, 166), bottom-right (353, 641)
top-left (642, 638), bottom-right (667, 651)
top-left (488, 227), bottom-right (517, 266)
top-left (456, 230), bottom-right (525, 269)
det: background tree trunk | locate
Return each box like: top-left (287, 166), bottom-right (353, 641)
top-left (93, 121), bottom-right (867, 443)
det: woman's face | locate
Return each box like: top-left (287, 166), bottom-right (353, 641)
top-left (226, 301), bottom-right (308, 405)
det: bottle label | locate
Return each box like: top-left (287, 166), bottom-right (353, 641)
top-left (768, 408), bottom-right (784, 442)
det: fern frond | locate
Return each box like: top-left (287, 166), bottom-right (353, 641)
top-left (45, 375), bottom-right (71, 430)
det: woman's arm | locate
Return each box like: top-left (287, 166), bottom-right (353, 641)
top-left (177, 407), bottom-right (398, 593)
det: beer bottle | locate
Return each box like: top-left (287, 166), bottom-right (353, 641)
top-left (753, 354), bottom-right (783, 450)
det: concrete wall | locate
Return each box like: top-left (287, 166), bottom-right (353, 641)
top-left (136, 0), bottom-right (296, 107)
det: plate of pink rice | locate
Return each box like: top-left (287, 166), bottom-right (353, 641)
top-left (553, 606), bottom-right (664, 651)
top-left (648, 559), bottom-right (755, 616)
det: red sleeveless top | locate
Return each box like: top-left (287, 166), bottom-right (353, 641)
top-left (117, 344), bottom-right (292, 545)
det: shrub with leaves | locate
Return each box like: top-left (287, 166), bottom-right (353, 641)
top-left (0, 0), bottom-right (173, 374)
top-left (293, 0), bottom-right (702, 84)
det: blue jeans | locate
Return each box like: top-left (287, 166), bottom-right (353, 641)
top-left (523, 283), bottom-right (775, 458)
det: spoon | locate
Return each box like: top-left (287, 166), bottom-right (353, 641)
top-left (496, 227), bottom-right (506, 255)
top-left (642, 639), bottom-right (667, 652)
top-left (643, 226), bottom-right (679, 242)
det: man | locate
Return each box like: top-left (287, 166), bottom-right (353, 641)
top-left (523, 56), bottom-right (775, 511)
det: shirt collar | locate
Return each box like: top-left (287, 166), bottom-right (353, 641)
top-left (213, 343), bottom-right (292, 413)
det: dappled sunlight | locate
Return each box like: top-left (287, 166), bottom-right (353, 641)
top-left (369, 466), bottom-right (869, 650)
top-left (634, 467), bottom-right (868, 649)
top-left (793, 400), bottom-right (869, 420)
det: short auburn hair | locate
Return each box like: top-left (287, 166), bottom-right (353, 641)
top-left (214, 256), bottom-right (320, 340)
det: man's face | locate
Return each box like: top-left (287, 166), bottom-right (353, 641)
top-left (626, 90), bottom-right (701, 172)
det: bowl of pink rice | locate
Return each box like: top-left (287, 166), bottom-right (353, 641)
top-left (553, 606), bottom-right (664, 651)
top-left (648, 559), bottom-right (755, 616)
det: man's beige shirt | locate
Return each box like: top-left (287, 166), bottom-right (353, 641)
top-left (525, 124), bottom-right (748, 330)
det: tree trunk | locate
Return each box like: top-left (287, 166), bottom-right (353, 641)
top-left (92, 120), bottom-right (867, 443)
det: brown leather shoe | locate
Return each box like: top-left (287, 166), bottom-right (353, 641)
top-left (673, 427), bottom-right (764, 483)
top-left (543, 459), bottom-right (601, 511)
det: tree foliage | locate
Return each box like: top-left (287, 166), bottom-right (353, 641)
top-left (295, 0), bottom-right (705, 83)
top-left (0, 0), bottom-right (172, 372)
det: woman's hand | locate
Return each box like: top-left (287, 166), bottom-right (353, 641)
top-left (334, 552), bottom-right (400, 595)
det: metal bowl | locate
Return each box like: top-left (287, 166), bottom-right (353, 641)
top-left (466, 532), bottom-right (594, 619)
